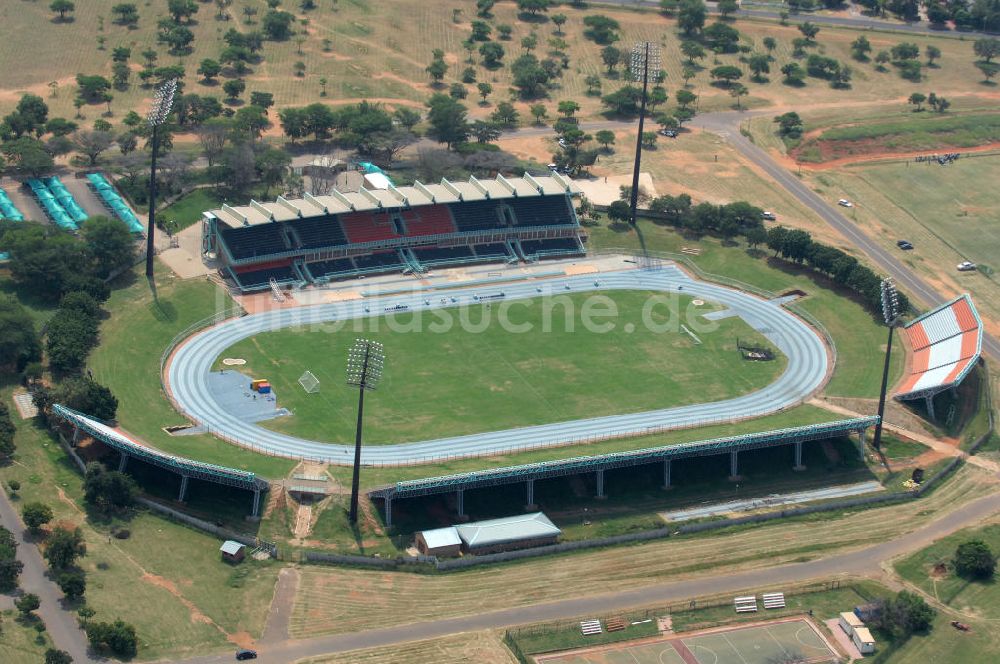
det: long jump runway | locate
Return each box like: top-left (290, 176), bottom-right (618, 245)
top-left (167, 266), bottom-right (829, 464)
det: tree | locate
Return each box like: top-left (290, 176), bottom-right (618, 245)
top-left (907, 92), bottom-right (926, 111)
top-left (641, 131), bottom-right (658, 148)
top-left (875, 50), bottom-right (891, 71)
top-left (0, 526), bottom-right (25, 591)
top-left (517, 0), bottom-right (551, 16)
top-left (748, 54), bottom-right (771, 82)
top-left (45, 650), bottom-right (74, 664)
top-left (22, 503), bottom-right (54, 532)
top-left (476, 0), bottom-right (495, 18)
top-left (521, 33), bottom-right (538, 53)
top-left (601, 46), bottom-right (622, 75)
top-left (676, 89), bottom-right (697, 109)
top-left (470, 120), bottom-right (502, 144)
top-left (0, 295), bottom-right (41, 374)
top-left (393, 107), bottom-right (421, 131)
top-left (926, 45), bottom-right (941, 66)
top-left (50, 0), bottom-right (75, 21)
top-left (710, 65), bottom-right (743, 86)
top-left (729, 83), bottom-right (749, 109)
top-left (426, 57), bottom-right (449, 83)
top-left (86, 620), bottom-right (138, 658)
top-left (73, 130), bottom-right (114, 166)
top-left (490, 101), bottom-right (520, 128)
top-left (255, 146), bottom-right (291, 196)
top-left (975, 38), bottom-right (1000, 64)
top-left (851, 35), bottom-right (872, 61)
top-left (223, 79), bottom-right (246, 102)
top-left (718, 0), bottom-right (739, 17)
top-left (57, 569), bottom-right (87, 600)
top-left (552, 13), bottom-right (567, 34)
top-left (471, 20), bottom-right (492, 41)
top-left (15, 593), bottom-right (40, 617)
top-left (774, 111), bottom-right (804, 138)
top-left (583, 15), bottom-right (621, 45)
top-left (75, 75), bottom-right (112, 103)
top-left (425, 93), bottom-right (469, 148)
top-left (510, 54), bottom-right (551, 97)
top-left (54, 376), bottom-right (118, 420)
top-left (680, 40), bottom-right (705, 65)
top-left (954, 540), bottom-right (996, 579)
top-left (197, 59), bottom-right (222, 84)
top-left (529, 103), bottom-right (548, 124)
top-left (595, 129), bottom-right (616, 150)
top-left (763, 37), bottom-right (777, 55)
top-left (798, 22), bottom-right (820, 42)
top-left (167, 0), bottom-right (198, 22)
top-left (81, 216), bottom-right (135, 277)
top-left (83, 462), bottom-right (137, 512)
top-left (2, 137), bottom-right (55, 178)
top-left (976, 61), bottom-right (1000, 82)
top-left (876, 591), bottom-right (935, 638)
top-left (677, 0), bottom-right (707, 36)
top-left (606, 200), bottom-right (632, 225)
top-left (601, 85), bottom-right (643, 114)
top-left (262, 9), bottom-right (295, 40)
top-left (111, 3), bottom-right (140, 27)
top-left (479, 42), bottom-right (505, 69)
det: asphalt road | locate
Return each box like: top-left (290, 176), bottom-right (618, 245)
top-left (0, 487), bottom-right (93, 662)
top-left (175, 487), bottom-right (1000, 664)
top-left (168, 267), bottom-right (828, 462)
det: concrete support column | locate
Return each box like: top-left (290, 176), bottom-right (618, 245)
top-left (118, 453), bottom-right (129, 473)
top-left (384, 497), bottom-right (393, 527)
top-left (525, 479), bottom-right (537, 511)
top-left (793, 441), bottom-right (806, 471)
top-left (252, 489), bottom-right (261, 518)
top-left (728, 450), bottom-right (741, 481)
top-left (178, 475), bottom-right (189, 502)
top-left (595, 469), bottom-right (606, 499)
top-left (456, 489), bottom-right (466, 519)
top-left (662, 459), bottom-right (673, 489)
top-left (71, 426), bottom-right (80, 445)
top-left (925, 395), bottom-right (936, 421)
top-left (858, 428), bottom-right (867, 461)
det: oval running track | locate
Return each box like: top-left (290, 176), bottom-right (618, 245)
top-left (167, 266), bottom-right (829, 464)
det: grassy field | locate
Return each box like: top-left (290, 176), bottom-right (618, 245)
top-left (158, 188), bottom-right (226, 232)
top-left (0, 390), bottom-right (281, 661)
top-left (295, 630), bottom-right (516, 664)
top-left (222, 290), bottom-right (786, 444)
top-left (0, 609), bottom-right (55, 664)
top-left (1, 1), bottom-right (995, 129)
top-left (87, 267), bottom-right (296, 478)
top-left (288, 462), bottom-right (992, 639)
top-left (805, 156), bottom-right (1000, 333)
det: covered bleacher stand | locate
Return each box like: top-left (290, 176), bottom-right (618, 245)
top-left (201, 173), bottom-right (586, 293)
top-left (894, 294), bottom-right (983, 420)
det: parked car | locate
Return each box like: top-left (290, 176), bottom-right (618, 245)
top-left (236, 650), bottom-right (258, 661)
top-left (957, 261), bottom-right (977, 272)
top-left (761, 211), bottom-right (776, 221)
top-left (837, 199), bottom-right (853, 208)
top-left (557, 138), bottom-right (567, 148)
top-left (896, 240), bottom-right (914, 250)
top-left (658, 129), bottom-right (678, 138)
top-left (547, 163), bottom-right (558, 171)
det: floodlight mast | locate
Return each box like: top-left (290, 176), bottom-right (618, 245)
top-left (628, 42), bottom-right (661, 226)
top-left (346, 339), bottom-right (385, 525)
top-left (872, 279), bottom-right (901, 451)
top-left (145, 79), bottom-right (178, 278)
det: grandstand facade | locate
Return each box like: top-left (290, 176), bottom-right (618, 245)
top-left (201, 173), bottom-right (586, 292)
top-left (895, 294), bottom-right (982, 418)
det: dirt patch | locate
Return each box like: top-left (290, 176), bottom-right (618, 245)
top-left (141, 573), bottom-right (218, 627)
top-left (931, 562), bottom-right (949, 579)
top-left (792, 138), bottom-right (1000, 169)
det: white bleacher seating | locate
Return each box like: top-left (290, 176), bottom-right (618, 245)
top-left (734, 596), bottom-right (759, 613)
top-left (762, 592), bottom-right (786, 609)
top-left (580, 619), bottom-right (603, 635)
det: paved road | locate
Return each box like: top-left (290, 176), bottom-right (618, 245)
top-left (0, 488), bottom-right (93, 662)
top-left (168, 267), bottom-right (829, 462)
top-left (174, 486), bottom-right (1000, 663)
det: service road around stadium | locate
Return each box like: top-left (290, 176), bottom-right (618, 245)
top-left (167, 264), bottom-right (830, 465)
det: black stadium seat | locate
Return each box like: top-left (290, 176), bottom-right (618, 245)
top-left (291, 215), bottom-right (348, 249)
top-left (220, 224), bottom-right (288, 260)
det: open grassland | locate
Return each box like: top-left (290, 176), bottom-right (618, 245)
top-left (296, 631), bottom-right (516, 664)
top-left (895, 521), bottom-right (1000, 615)
top-left (87, 267), bottom-right (296, 478)
top-left (0, 609), bottom-right (54, 664)
top-left (221, 291), bottom-right (785, 444)
top-left (884, 611), bottom-right (1000, 664)
top-left (288, 463), bottom-right (992, 638)
top-left (803, 156), bottom-right (1000, 334)
top-left (1, 1), bottom-right (995, 127)
top-left (0, 393), bottom-right (280, 660)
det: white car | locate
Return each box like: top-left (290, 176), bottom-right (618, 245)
top-left (837, 199), bottom-right (853, 208)
top-left (761, 211), bottom-right (776, 221)
top-left (957, 261), bottom-right (977, 272)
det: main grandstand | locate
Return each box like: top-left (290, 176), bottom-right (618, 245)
top-left (201, 173), bottom-right (586, 292)
top-left (895, 294), bottom-right (983, 418)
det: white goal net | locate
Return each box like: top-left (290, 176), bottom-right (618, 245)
top-left (298, 370), bottom-right (320, 394)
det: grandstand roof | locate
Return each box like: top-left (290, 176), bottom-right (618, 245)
top-left (454, 512), bottom-right (561, 549)
top-left (895, 294), bottom-right (982, 400)
top-left (419, 526), bottom-right (462, 549)
top-left (207, 173), bottom-right (582, 228)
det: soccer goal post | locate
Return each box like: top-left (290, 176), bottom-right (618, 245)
top-left (298, 371), bottom-right (320, 394)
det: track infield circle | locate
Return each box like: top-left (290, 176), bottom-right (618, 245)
top-left (166, 267), bottom-right (829, 464)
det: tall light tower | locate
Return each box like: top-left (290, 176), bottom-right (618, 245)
top-left (145, 78), bottom-right (178, 278)
top-left (628, 41), bottom-right (661, 226)
top-left (346, 339), bottom-right (385, 525)
top-left (872, 278), bottom-right (901, 451)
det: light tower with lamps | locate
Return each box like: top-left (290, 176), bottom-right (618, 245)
top-left (145, 78), bottom-right (178, 278)
top-left (627, 41), bottom-right (661, 226)
top-left (346, 339), bottom-right (385, 525)
top-left (872, 278), bottom-right (901, 452)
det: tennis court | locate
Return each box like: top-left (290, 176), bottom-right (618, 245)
top-left (536, 618), bottom-right (839, 664)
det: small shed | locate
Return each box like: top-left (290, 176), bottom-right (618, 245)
top-left (852, 626), bottom-right (876, 654)
top-left (839, 611), bottom-right (864, 636)
top-left (455, 512), bottom-right (561, 555)
top-left (415, 526), bottom-right (462, 557)
top-left (220, 540), bottom-right (246, 563)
